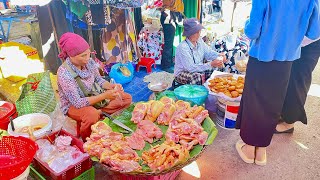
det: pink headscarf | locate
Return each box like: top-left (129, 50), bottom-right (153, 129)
top-left (58, 32), bottom-right (90, 59)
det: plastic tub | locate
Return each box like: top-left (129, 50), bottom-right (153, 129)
top-left (7, 113), bottom-right (52, 139)
top-left (32, 130), bottom-right (92, 180)
top-left (216, 98), bottom-right (240, 129)
top-left (0, 101), bottom-right (18, 130)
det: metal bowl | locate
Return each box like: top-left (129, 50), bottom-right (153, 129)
top-left (148, 82), bottom-right (169, 92)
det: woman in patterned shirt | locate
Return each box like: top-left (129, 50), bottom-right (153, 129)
top-left (57, 32), bottom-right (132, 140)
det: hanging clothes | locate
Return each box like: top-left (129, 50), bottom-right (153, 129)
top-left (134, 7), bottom-right (144, 35)
top-left (214, 34), bottom-right (249, 74)
top-left (163, 0), bottom-right (184, 13)
top-left (62, 0), bottom-right (88, 19)
top-left (105, 0), bottom-right (144, 9)
top-left (137, 26), bottom-right (164, 64)
top-left (101, 7), bottom-right (139, 64)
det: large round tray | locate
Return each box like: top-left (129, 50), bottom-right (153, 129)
top-left (92, 103), bottom-right (218, 177)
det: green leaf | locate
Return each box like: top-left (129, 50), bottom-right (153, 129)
top-left (91, 156), bottom-right (99, 162)
top-left (141, 164), bottom-right (152, 172)
top-left (189, 145), bottom-right (203, 158)
top-left (158, 124), bottom-right (169, 134)
top-left (202, 117), bottom-right (218, 145)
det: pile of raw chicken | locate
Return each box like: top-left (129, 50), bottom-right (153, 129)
top-left (83, 97), bottom-right (210, 173)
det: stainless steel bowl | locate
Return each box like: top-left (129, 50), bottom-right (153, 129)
top-left (148, 82), bottom-right (169, 92)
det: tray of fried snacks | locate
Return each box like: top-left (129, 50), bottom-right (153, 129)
top-left (203, 71), bottom-right (245, 102)
top-left (84, 98), bottom-right (218, 176)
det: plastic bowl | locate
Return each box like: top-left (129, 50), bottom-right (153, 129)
top-left (148, 82), bottom-right (169, 93)
top-left (7, 113), bottom-right (52, 139)
top-left (174, 85), bottom-right (209, 106)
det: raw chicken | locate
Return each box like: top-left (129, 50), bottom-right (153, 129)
top-left (194, 110), bottom-right (209, 124)
top-left (186, 105), bottom-right (204, 119)
top-left (131, 102), bottom-right (150, 123)
top-left (166, 117), bottom-right (208, 150)
top-left (91, 121), bottom-right (112, 134)
top-left (159, 96), bottom-right (174, 105)
top-left (145, 100), bottom-right (165, 122)
top-left (157, 103), bottom-right (176, 125)
top-left (126, 133), bottom-right (145, 150)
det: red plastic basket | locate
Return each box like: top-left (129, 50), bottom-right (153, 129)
top-left (0, 136), bottom-right (38, 180)
top-left (0, 101), bottom-right (18, 130)
top-left (32, 130), bottom-right (92, 180)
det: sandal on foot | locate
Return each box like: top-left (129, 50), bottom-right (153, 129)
top-left (274, 127), bottom-right (294, 134)
top-left (255, 151), bottom-right (267, 166)
top-left (236, 140), bottom-right (254, 164)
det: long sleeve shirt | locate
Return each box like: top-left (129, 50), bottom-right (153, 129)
top-left (245, 0), bottom-right (320, 61)
top-left (174, 38), bottom-right (219, 76)
top-left (57, 58), bottom-right (106, 114)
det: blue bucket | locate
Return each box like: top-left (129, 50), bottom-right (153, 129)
top-left (109, 62), bottom-right (134, 84)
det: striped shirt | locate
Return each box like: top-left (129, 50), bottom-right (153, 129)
top-left (174, 38), bottom-right (219, 76)
top-left (57, 58), bottom-right (106, 114)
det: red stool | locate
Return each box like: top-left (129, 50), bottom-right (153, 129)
top-left (136, 57), bottom-right (156, 73)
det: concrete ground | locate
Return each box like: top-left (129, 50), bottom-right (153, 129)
top-left (175, 59), bottom-right (320, 180)
top-left (175, 2), bottom-right (320, 179)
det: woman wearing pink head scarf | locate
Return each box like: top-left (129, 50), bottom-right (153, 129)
top-left (57, 32), bottom-right (132, 140)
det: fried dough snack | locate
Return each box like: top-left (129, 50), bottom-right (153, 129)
top-left (208, 76), bottom-right (245, 98)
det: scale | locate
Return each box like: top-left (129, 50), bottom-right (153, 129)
top-left (148, 82), bottom-right (169, 100)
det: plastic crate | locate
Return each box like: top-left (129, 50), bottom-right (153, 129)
top-left (29, 166), bottom-right (95, 180)
top-left (32, 130), bottom-right (92, 180)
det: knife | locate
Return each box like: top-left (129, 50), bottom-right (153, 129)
top-left (101, 112), bottom-right (134, 133)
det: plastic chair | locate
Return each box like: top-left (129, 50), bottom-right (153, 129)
top-left (136, 57), bottom-right (156, 73)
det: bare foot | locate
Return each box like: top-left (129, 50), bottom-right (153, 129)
top-left (241, 144), bottom-right (255, 160)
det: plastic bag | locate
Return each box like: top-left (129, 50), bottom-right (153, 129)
top-left (234, 51), bottom-right (248, 74)
top-left (49, 103), bottom-right (77, 136)
top-left (174, 85), bottom-right (209, 106)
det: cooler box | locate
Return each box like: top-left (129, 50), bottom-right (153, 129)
top-left (0, 101), bottom-right (18, 130)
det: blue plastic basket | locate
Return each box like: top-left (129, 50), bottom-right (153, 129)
top-left (174, 85), bottom-right (209, 106)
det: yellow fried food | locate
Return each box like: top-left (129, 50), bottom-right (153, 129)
top-left (231, 91), bottom-right (239, 98)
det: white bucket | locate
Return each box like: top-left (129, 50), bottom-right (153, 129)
top-left (7, 113), bottom-right (52, 139)
top-left (216, 98), bottom-right (240, 129)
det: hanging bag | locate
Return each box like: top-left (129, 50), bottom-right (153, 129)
top-left (15, 71), bottom-right (57, 115)
top-left (63, 62), bottom-right (109, 109)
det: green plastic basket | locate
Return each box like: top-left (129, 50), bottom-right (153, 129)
top-left (29, 166), bottom-right (95, 180)
top-left (73, 167), bottom-right (95, 180)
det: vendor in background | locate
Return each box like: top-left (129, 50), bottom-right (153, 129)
top-left (57, 32), bottom-right (132, 140)
top-left (160, 0), bottom-right (184, 73)
top-left (174, 18), bottom-right (226, 85)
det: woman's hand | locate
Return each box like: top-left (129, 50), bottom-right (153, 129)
top-left (211, 59), bottom-right (224, 68)
top-left (114, 84), bottom-right (124, 91)
top-left (102, 89), bottom-right (118, 100)
top-left (219, 53), bottom-right (227, 62)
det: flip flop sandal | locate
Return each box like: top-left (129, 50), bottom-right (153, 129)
top-left (255, 151), bottom-right (267, 166)
top-left (236, 140), bottom-right (254, 164)
top-left (274, 127), bottom-right (294, 134)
